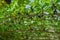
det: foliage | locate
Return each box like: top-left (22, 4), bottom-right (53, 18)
top-left (0, 0), bottom-right (60, 40)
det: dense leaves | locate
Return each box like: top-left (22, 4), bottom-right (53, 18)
top-left (0, 0), bottom-right (60, 40)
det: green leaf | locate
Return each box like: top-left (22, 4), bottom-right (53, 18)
top-left (42, 0), bottom-right (50, 4)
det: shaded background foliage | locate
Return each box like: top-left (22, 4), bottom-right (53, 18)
top-left (0, 0), bottom-right (60, 40)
